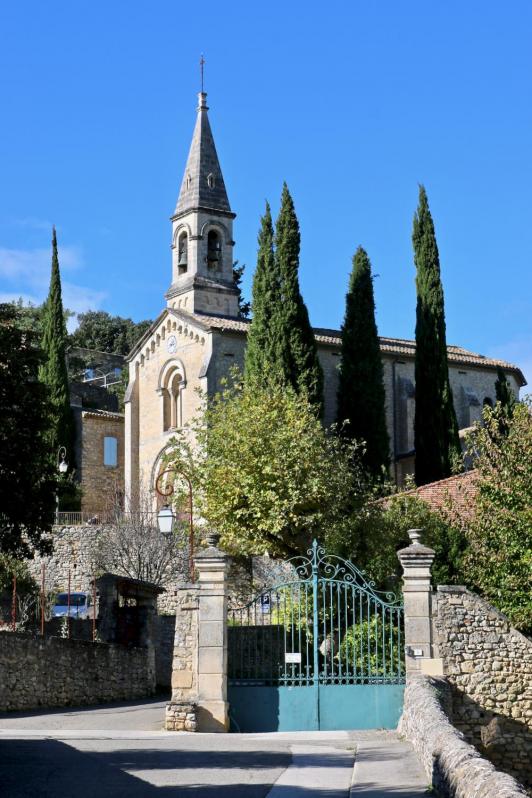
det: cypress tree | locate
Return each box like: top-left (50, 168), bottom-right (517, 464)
top-left (274, 183), bottom-right (323, 411)
top-left (244, 202), bottom-right (283, 384)
top-left (494, 366), bottom-right (516, 436)
top-left (337, 246), bottom-right (389, 476)
top-left (494, 366), bottom-right (516, 415)
top-left (413, 186), bottom-right (461, 486)
top-left (40, 227), bottom-right (74, 463)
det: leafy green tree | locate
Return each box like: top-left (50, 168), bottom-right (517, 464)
top-left (165, 372), bottom-right (363, 558)
top-left (39, 228), bottom-right (75, 463)
top-left (275, 184), bottom-right (323, 411)
top-left (0, 303), bottom-right (56, 556)
top-left (329, 486), bottom-right (466, 593)
top-left (244, 202), bottom-right (283, 384)
top-left (463, 400), bottom-right (532, 634)
top-left (337, 246), bottom-right (389, 477)
top-left (413, 186), bottom-right (461, 485)
top-left (69, 310), bottom-right (151, 355)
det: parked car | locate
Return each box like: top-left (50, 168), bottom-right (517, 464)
top-left (52, 592), bottom-right (94, 619)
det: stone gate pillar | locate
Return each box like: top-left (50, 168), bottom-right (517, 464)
top-left (165, 532), bottom-right (230, 732)
top-left (397, 528), bottom-right (442, 675)
top-left (194, 532), bottom-right (230, 732)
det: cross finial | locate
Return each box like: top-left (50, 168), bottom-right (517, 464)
top-left (200, 54), bottom-right (205, 93)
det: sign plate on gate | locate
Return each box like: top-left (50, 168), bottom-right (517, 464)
top-left (285, 652), bottom-right (301, 664)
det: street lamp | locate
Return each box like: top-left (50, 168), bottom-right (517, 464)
top-left (57, 447), bottom-right (68, 475)
top-left (55, 446), bottom-right (68, 522)
top-left (155, 467), bottom-right (194, 580)
top-left (157, 504), bottom-right (175, 536)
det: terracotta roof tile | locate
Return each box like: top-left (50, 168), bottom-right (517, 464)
top-left (391, 470), bottom-right (479, 520)
top-left (190, 313), bottom-right (525, 383)
top-left (81, 409), bottom-right (124, 421)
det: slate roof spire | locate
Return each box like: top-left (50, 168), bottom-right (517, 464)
top-left (174, 92), bottom-right (232, 216)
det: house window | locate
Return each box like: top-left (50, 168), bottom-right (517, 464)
top-left (104, 436), bottom-right (118, 467)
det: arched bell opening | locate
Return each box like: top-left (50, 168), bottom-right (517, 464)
top-left (207, 229), bottom-right (222, 269)
top-left (178, 232), bottom-right (188, 275)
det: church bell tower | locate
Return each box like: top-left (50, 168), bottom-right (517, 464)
top-left (166, 91), bottom-right (239, 318)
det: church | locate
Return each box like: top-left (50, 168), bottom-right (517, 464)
top-left (124, 90), bottom-right (525, 503)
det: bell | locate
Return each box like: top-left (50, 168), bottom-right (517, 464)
top-left (178, 250), bottom-right (188, 266)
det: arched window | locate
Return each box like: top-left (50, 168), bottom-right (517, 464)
top-left (163, 372), bottom-right (182, 431)
top-left (207, 230), bottom-right (221, 269)
top-left (178, 232), bottom-right (188, 275)
top-left (160, 362), bottom-right (185, 432)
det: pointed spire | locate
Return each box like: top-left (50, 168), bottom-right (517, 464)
top-left (174, 93), bottom-right (231, 216)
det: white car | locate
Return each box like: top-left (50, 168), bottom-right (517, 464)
top-left (52, 592), bottom-right (94, 619)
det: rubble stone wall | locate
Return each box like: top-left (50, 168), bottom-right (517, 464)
top-left (165, 583), bottom-right (199, 731)
top-left (0, 631), bottom-right (155, 711)
top-left (434, 586), bottom-right (532, 790)
top-left (399, 675), bottom-right (527, 798)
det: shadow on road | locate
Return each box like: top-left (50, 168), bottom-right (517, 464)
top-left (0, 739), bottom-right (358, 797)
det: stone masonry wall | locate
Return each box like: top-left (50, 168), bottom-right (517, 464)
top-left (165, 584), bottom-right (199, 731)
top-left (434, 586), bottom-right (532, 790)
top-left (27, 525), bottom-right (101, 593)
top-left (0, 631), bottom-right (155, 711)
top-left (27, 525), bottom-right (187, 612)
top-left (80, 411), bottom-right (124, 515)
top-left (399, 674), bottom-right (527, 798)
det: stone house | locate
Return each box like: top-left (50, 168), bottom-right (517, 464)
top-left (69, 351), bottom-right (125, 517)
top-left (124, 90), bottom-right (526, 501)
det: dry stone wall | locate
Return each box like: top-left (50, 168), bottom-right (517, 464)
top-left (0, 631), bottom-right (155, 711)
top-left (165, 583), bottom-right (199, 731)
top-left (28, 525), bottom-right (101, 593)
top-left (399, 674), bottom-right (528, 798)
top-left (434, 586), bottom-right (532, 789)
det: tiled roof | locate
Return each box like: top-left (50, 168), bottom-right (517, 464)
top-left (389, 470), bottom-right (479, 520)
top-left (190, 312), bottom-right (525, 383)
top-left (81, 409), bottom-right (124, 421)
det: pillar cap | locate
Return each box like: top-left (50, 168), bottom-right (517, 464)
top-left (194, 530), bottom-right (229, 562)
top-left (397, 528), bottom-right (435, 557)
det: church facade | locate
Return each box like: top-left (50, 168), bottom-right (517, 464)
top-left (124, 92), bottom-right (525, 502)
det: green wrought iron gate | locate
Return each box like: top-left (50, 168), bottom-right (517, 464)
top-left (228, 541), bottom-right (405, 732)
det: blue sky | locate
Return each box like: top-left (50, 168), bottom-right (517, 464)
top-left (0, 2), bottom-right (531, 385)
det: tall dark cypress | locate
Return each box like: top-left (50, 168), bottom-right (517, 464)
top-left (275, 183), bottom-right (323, 411)
top-left (244, 203), bottom-right (283, 384)
top-left (413, 186), bottom-right (461, 485)
top-left (494, 366), bottom-right (516, 415)
top-left (40, 227), bottom-right (74, 463)
top-left (337, 247), bottom-right (389, 476)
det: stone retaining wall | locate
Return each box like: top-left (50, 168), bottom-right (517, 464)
top-left (0, 631), bottom-right (155, 711)
top-left (399, 675), bottom-right (527, 798)
top-left (27, 526), bottom-right (289, 616)
top-left (434, 586), bottom-right (532, 788)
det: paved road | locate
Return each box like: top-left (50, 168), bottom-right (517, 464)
top-left (0, 700), bottom-right (429, 797)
